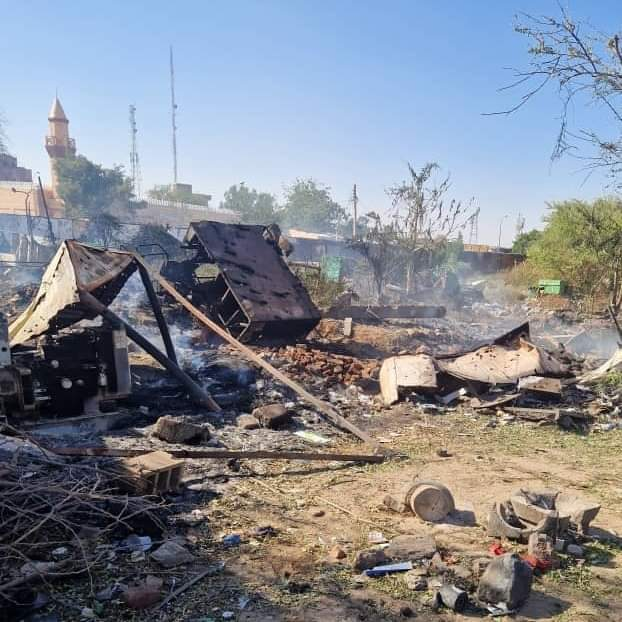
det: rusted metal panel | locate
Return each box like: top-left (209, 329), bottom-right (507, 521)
top-left (182, 221), bottom-right (320, 342)
top-left (437, 339), bottom-right (565, 385)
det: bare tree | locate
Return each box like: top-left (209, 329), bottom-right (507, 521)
top-left (387, 162), bottom-right (471, 293)
top-left (492, 8), bottom-right (622, 185)
top-left (351, 162), bottom-right (473, 301)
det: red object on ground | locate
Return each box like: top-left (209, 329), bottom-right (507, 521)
top-left (489, 542), bottom-right (506, 556)
top-left (521, 553), bottom-right (553, 572)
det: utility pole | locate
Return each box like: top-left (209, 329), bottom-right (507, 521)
top-left (498, 214), bottom-right (508, 249)
top-left (352, 184), bottom-right (358, 239)
top-left (169, 45), bottom-right (178, 185)
top-left (129, 105), bottom-right (141, 198)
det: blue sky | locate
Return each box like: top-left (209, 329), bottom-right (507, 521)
top-left (1, 0), bottom-right (620, 245)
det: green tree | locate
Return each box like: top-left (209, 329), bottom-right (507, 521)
top-left (528, 198), bottom-right (622, 310)
top-left (220, 183), bottom-right (279, 224)
top-left (512, 229), bottom-right (542, 255)
top-left (148, 184), bottom-right (211, 206)
top-left (281, 179), bottom-right (347, 233)
top-left (55, 155), bottom-right (134, 246)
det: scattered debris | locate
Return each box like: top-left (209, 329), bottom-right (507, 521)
top-left (120, 450), bottom-right (185, 494)
top-left (365, 561), bottom-right (413, 577)
top-left (153, 415), bottom-right (210, 443)
top-left (150, 540), bottom-right (195, 568)
top-left (252, 403), bottom-right (291, 428)
top-left (435, 583), bottom-right (468, 612)
top-left (379, 354), bottom-right (437, 406)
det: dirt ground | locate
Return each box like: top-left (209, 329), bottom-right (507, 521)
top-left (40, 408), bottom-right (621, 622)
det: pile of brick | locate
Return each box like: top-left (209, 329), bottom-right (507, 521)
top-left (274, 345), bottom-right (380, 385)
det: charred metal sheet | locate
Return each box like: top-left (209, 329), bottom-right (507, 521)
top-left (181, 221), bottom-right (320, 342)
top-left (437, 339), bottom-right (566, 385)
top-left (9, 241), bottom-right (137, 346)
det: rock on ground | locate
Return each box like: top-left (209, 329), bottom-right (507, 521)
top-left (477, 553), bottom-right (533, 610)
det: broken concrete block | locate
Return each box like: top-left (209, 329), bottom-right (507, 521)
top-left (237, 414), bottom-right (260, 430)
top-left (487, 501), bottom-right (558, 542)
top-left (407, 481), bottom-right (455, 522)
top-left (382, 494), bottom-right (408, 513)
top-left (150, 540), bottom-right (195, 568)
top-left (385, 535), bottom-right (437, 561)
top-left (252, 403), bottom-right (291, 429)
top-left (352, 548), bottom-right (387, 571)
top-left (120, 450), bottom-right (185, 495)
top-left (477, 553), bottom-right (533, 610)
top-left (510, 489), bottom-right (558, 525)
top-left (527, 532), bottom-right (554, 563)
top-left (555, 493), bottom-right (601, 534)
top-left (379, 354), bottom-right (437, 406)
top-left (153, 416), bottom-right (209, 444)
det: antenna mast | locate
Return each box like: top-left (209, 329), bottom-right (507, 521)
top-left (129, 104), bottom-right (141, 198)
top-left (169, 45), bottom-right (178, 185)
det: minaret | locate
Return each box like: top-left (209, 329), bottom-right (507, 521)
top-left (45, 96), bottom-right (76, 195)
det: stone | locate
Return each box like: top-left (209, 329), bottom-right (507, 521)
top-left (237, 414), bottom-right (260, 430)
top-left (385, 535), bottom-right (437, 561)
top-left (310, 508), bottom-right (325, 518)
top-left (566, 544), bottom-right (584, 557)
top-left (328, 545), bottom-right (347, 562)
top-left (150, 541), bottom-right (195, 568)
top-left (429, 552), bottom-right (448, 575)
top-left (472, 557), bottom-right (491, 578)
top-left (152, 415), bottom-right (209, 443)
top-left (527, 532), bottom-right (554, 563)
top-left (352, 548), bottom-right (388, 571)
top-left (399, 604), bottom-right (415, 617)
top-left (122, 582), bottom-right (161, 609)
top-left (404, 570), bottom-right (428, 591)
top-left (383, 494), bottom-right (408, 513)
top-left (477, 553), bottom-right (533, 610)
top-left (252, 403), bottom-right (291, 428)
top-left (555, 493), bottom-right (601, 534)
top-left (450, 564), bottom-right (473, 582)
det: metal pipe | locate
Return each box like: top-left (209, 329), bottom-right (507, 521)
top-left (137, 262), bottom-right (177, 364)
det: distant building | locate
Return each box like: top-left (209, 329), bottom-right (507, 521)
top-left (0, 153), bottom-right (32, 183)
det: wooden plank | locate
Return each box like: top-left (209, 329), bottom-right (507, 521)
top-left (141, 260), bottom-right (379, 448)
top-left (47, 446), bottom-right (385, 463)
